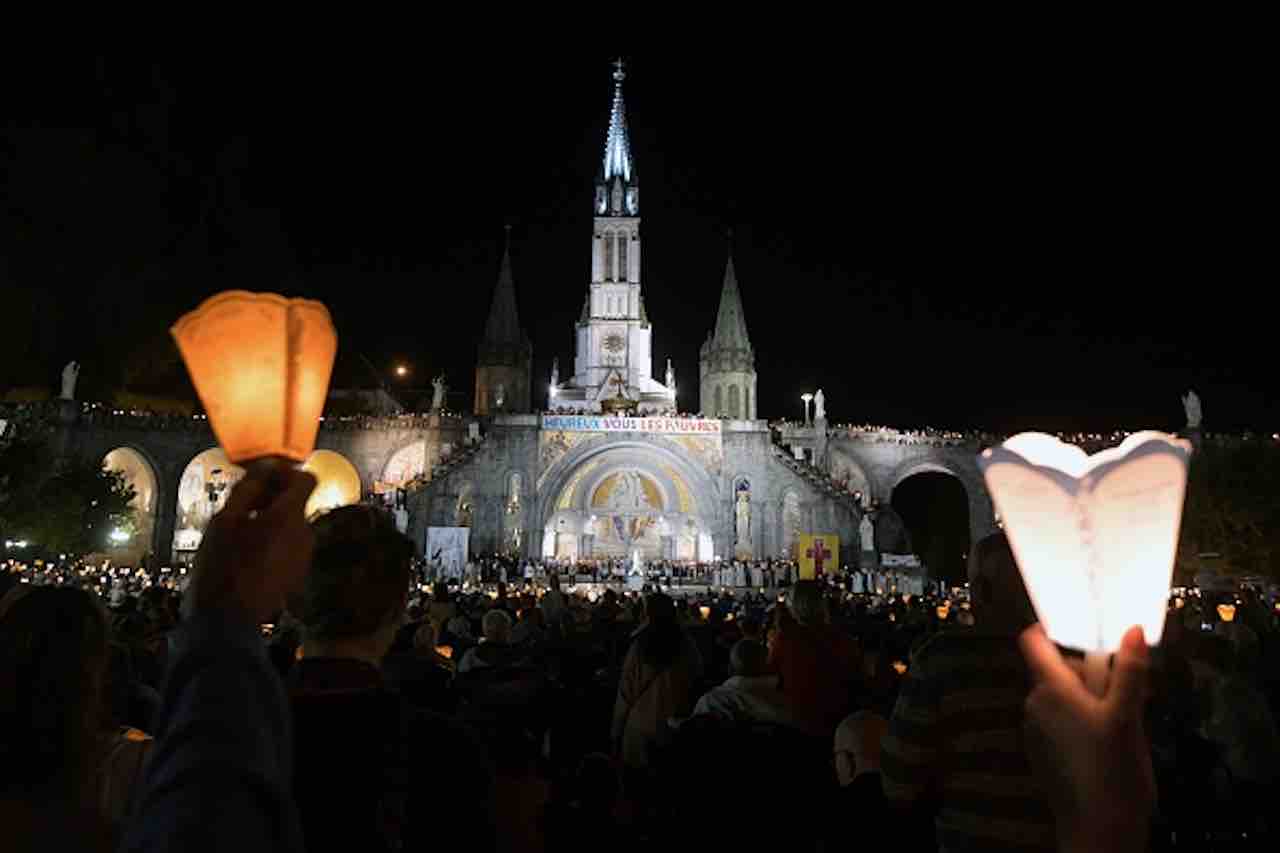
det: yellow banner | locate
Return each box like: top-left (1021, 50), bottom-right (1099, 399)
top-left (798, 534), bottom-right (839, 579)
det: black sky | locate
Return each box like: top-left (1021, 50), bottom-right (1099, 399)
top-left (2, 45), bottom-right (1271, 432)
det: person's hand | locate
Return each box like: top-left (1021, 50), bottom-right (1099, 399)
top-left (183, 462), bottom-right (317, 627)
top-left (1018, 624), bottom-right (1155, 853)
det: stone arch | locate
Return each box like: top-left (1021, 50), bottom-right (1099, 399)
top-left (744, 385), bottom-right (751, 420)
top-left (535, 435), bottom-right (719, 562)
top-left (174, 447), bottom-right (246, 558)
top-left (102, 446), bottom-right (160, 562)
top-left (714, 385), bottom-right (723, 417)
top-left (301, 449), bottom-right (362, 519)
top-left (382, 440), bottom-right (427, 488)
top-left (888, 455), bottom-right (995, 569)
top-left (827, 450), bottom-right (874, 501)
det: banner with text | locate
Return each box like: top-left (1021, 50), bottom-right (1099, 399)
top-left (541, 415), bottom-right (722, 435)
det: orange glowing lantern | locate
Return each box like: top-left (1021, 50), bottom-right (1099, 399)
top-left (936, 605), bottom-right (950, 620)
top-left (699, 606), bottom-right (711, 621)
top-left (892, 660), bottom-right (908, 675)
top-left (1217, 603), bottom-right (1236, 623)
top-left (435, 645), bottom-right (454, 659)
top-left (171, 291), bottom-right (338, 463)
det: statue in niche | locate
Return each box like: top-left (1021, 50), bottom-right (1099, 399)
top-left (860, 514), bottom-right (876, 553)
top-left (735, 491), bottom-right (751, 546)
top-left (814, 388), bottom-right (826, 421)
top-left (1182, 389), bottom-right (1202, 429)
top-left (61, 361), bottom-right (80, 401)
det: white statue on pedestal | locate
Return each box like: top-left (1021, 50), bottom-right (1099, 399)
top-left (431, 374), bottom-right (447, 411)
top-left (860, 514), bottom-right (875, 553)
top-left (1182, 389), bottom-right (1202, 429)
top-left (814, 388), bottom-right (826, 421)
top-left (665, 358), bottom-right (675, 391)
top-left (735, 491), bottom-right (751, 548)
top-left (631, 548), bottom-right (643, 576)
top-left (61, 361), bottom-right (80, 401)
top-left (550, 358), bottom-right (559, 391)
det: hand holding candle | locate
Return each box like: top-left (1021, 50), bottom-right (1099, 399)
top-left (978, 431), bottom-right (1191, 692)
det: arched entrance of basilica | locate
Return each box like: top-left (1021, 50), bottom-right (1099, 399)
top-left (538, 443), bottom-right (716, 564)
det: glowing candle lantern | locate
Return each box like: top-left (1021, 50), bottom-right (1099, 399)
top-left (936, 605), bottom-right (950, 620)
top-left (699, 606), bottom-right (711, 621)
top-left (978, 431), bottom-right (1191, 667)
top-left (435, 645), bottom-right (454, 660)
top-left (171, 291), bottom-right (338, 463)
top-left (1217, 603), bottom-right (1236, 623)
top-left (892, 660), bottom-right (908, 675)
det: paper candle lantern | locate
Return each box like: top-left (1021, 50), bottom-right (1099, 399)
top-left (936, 605), bottom-right (950, 620)
top-left (699, 606), bottom-right (711, 621)
top-left (171, 291), bottom-right (338, 463)
top-left (1217, 603), bottom-right (1236, 623)
top-left (978, 431), bottom-right (1191, 656)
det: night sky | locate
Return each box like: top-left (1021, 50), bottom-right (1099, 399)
top-left (3, 47), bottom-right (1270, 433)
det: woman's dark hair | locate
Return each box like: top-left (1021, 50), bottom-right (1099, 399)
top-left (0, 587), bottom-right (110, 798)
top-left (432, 582), bottom-right (451, 603)
top-left (304, 505), bottom-right (413, 641)
top-left (636, 593), bottom-right (682, 668)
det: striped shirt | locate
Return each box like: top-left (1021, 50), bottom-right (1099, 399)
top-left (881, 629), bottom-right (1056, 853)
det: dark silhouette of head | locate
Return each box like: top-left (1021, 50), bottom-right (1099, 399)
top-left (0, 587), bottom-right (110, 799)
top-left (304, 505), bottom-right (413, 649)
top-left (968, 532), bottom-right (1036, 635)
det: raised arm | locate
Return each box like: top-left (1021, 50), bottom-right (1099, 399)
top-left (122, 466), bottom-right (316, 853)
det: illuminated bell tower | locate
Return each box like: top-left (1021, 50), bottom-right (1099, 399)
top-left (556, 59), bottom-right (673, 414)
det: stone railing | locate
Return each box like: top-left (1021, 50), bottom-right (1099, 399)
top-left (0, 401), bottom-right (467, 434)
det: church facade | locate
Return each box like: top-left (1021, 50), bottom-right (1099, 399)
top-left (408, 62), bottom-right (872, 564)
top-left (11, 62), bottom-right (996, 574)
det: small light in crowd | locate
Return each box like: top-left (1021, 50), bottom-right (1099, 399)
top-left (699, 606), bottom-right (711, 620)
top-left (936, 605), bottom-right (950, 620)
top-left (109, 529), bottom-right (130, 544)
top-left (435, 645), bottom-right (454, 660)
top-left (395, 364), bottom-right (409, 377)
top-left (892, 660), bottom-right (908, 675)
top-left (1217, 603), bottom-right (1236, 623)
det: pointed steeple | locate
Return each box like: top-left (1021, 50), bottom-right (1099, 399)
top-left (602, 58), bottom-right (633, 183)
top-left (595, 59), bottom-right (639, 216)
top-left (481, 225), bottom-right (525, 347)
top-left (708, 246), bottom-right (752, 352)
top-left (475, 225), bottom-right (532, 415)
top-left (699, 232), bottom-right (757, 420)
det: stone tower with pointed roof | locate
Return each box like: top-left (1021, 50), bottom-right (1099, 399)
top-left (474, 225), bottom-right (532, 415)
top-left (553, 59), bottom-right (674, 413)
top-left (700, 246), bottom-right (757, 419)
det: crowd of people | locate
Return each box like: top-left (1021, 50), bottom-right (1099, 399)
top-left (5, 462), bottom-right (1279, 851)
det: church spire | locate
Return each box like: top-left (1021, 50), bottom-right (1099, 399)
top-left (596, 59), bottom-right (638, 216)
top-left (481, 224), bottom-right (525, 346)
top-left (709, 244), bottom-right (752, 352)
top-left (475, 225), bottom-right (532, 415)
